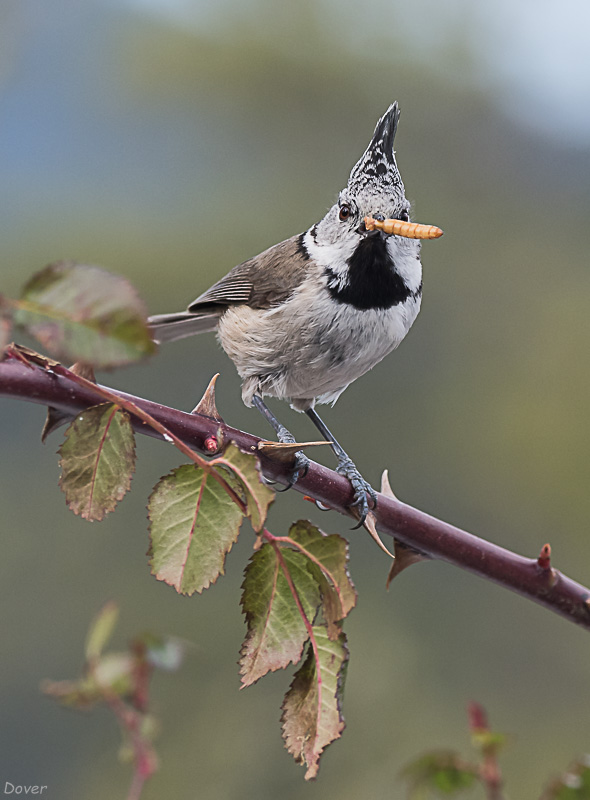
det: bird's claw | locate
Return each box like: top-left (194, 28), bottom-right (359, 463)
top-left (336, 458), bottom-right (377, 528)
top-left (259, 417), bottom-right (312, 492)
top-left (277, 451), bottom-right (310, 492)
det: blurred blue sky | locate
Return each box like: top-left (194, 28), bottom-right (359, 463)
top-left (1, 0), bottom-right (588, 277)
top-left (121, 0), bottom-right (590, 144)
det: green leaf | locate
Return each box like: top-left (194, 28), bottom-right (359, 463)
top-left (59, 404), bottom-right (136, 521)
top-left (240, 543), bottom-right (321, 686)
top-left (401, 752), bottom-right (478, 797)
top-left (85, 601), bottom-right (120, 661)
top-left (288, 520), bottom-right (357, 639)
top-left (13, 261), bottom-right (156, 367)
top-left (541, 758), bottom-right (590, 799)
top-left (281, 625), bottom-right (348, 780)
top-left (148, 464), bottom-right (244, 595)
top-left (213, 443), bottom-right (274, 532)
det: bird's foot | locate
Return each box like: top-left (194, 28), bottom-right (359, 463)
top-left (274, 426), bottom-right (310, 491)
top-left (336, 457), bottom-right (378, 527)
top-left (252, 396), bottom-right (311, 491)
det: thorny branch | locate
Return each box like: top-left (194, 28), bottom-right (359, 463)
top-left (1, 354), bottom-right (590, 631)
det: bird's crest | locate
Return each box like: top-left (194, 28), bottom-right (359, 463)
top-left (347, 103), bottom-right (405, 204)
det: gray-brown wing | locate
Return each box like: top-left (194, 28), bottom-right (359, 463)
top-left (188, 233), bottom-right (311, 312)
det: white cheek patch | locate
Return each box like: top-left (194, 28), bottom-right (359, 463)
top-left (303, 227), bottom-right (358, 282)
top-left (386, 238), bottom-right (423, 294)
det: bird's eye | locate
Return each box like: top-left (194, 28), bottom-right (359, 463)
top-left (339, 204), bottom-right (351, 221)
top-left (400, 209), bottom-right (410, 222)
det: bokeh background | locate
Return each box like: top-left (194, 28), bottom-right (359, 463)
top-left (1, 1), bottom-right (589, 797)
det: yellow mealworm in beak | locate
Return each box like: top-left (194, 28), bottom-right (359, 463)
top-left (364, 216), bottom-right (443, 240)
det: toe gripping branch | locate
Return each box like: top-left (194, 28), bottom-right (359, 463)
top-left (251, 396), bottom-right (376, 525)
top-left (253, 395), bottom-right (313, 490)
top-left (305, 407), bottom-right (377, 527)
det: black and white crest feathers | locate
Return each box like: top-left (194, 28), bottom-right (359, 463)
top-left (347, 103), bottom-right (404, 204)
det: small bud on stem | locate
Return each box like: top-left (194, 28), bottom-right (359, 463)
top-left (537, 543), bottom-right (552, 570)
top-left (203, 436), bottom-right (219, 454)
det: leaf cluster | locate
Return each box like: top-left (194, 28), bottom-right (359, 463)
top-left (1, 262), bottom-right (357, 780)
top-left (42, 601), bottom-right (187, 797)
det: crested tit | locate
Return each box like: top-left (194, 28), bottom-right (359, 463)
top-left (149, 103), bottom-right (442, 523)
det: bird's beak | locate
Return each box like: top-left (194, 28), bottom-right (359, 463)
top-left (357, 219), bottom-right (381, 238)
top-left (364, 216), bottom-right (443, 240)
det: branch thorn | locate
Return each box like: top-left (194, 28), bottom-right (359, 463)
top-left (380, 469), bottom-right (399, 501)
top-left (191, 373), bottom-right (223, 422)
top-left (363, 511), bottom-right (395, 559)
top-left (257, 440), bottom-right (328, 465)
top-left (380, 469), bottom-right (430, 588)
top-left (41, 361), bottom-right (96, 442)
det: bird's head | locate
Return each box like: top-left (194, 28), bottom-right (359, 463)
top-left (312, 103), bottom-right (418, 250)
top-left (308, 104), bottom-right (423, 290)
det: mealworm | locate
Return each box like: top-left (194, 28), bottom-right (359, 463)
top-left (364, 216), bottom-right (443, 239)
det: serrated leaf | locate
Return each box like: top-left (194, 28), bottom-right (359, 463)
top-left (281, 625), bottom-right (348, 780)
top-left (240, 543), bottom-right (321, 686)
top-left (85, 601), bottom-right (119, 661)
top-left (59, 404), bottom-right (136, 521)
top-left (288, 520), bottom-right (357, 639)
top-left (148, 464), bottom-right (244, 595)
top-left (13, 261), bottom-right (156, 367)
top-left (401, 752), bottom-right (478, 797)
top-left (213, 443), bottom-right (274, 532)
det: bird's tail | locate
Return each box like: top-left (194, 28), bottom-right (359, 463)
top-left (148, 311), bottom-right (219, 344)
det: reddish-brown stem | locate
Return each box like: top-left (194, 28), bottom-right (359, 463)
top-left (2, 357), bottom-right (590, 631)
top-left (468, 703), bottom-right (506, 800)
top-left (126, 770), bottom-right (148, 800)
top-left (270, 535), bottom-right (345, 615)
top-left (87, 405), bottom-right (118, 518)
top-left (42, 359), bottom-right (246, 513)
top-left (131, 641), bottom-right (151, 714)
top-left (265, 531), bottom-right (318, 648)
top-left (265, 531), bottom-right (323, 737)
top-left (479, 760), bottom-right (505, 800)
top-left (265, 530), bottom-right (321, 658)
top-left (87, 660), bottom-right (157, 800)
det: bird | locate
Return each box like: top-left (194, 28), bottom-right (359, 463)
top-left (149, 103), bottom-right (442, 524)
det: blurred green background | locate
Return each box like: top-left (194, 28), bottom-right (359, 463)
top-left (1, 1), bottom-right (589, 797)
